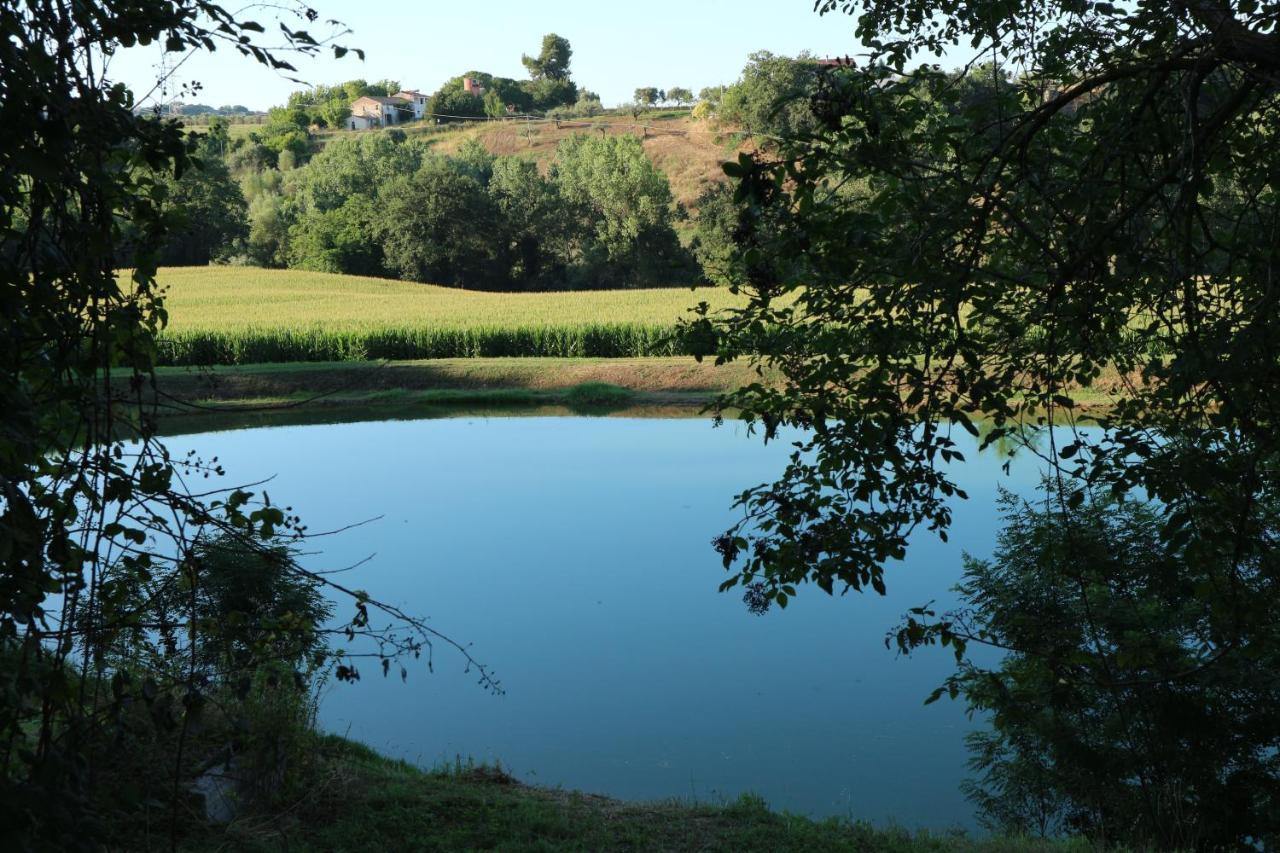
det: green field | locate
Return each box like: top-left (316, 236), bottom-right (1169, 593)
top-left (150, 267), bottom-right (746, 365)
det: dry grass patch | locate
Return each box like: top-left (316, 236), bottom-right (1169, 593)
top-left (427, 115), bottom-right (747, 210)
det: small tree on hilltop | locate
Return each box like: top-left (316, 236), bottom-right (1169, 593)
top-left (698, 85), bottom-right (726, 105)
top-left (634, 87), bottom-right (660, 108)
top-left (522, 33), bottom-right (573, 81)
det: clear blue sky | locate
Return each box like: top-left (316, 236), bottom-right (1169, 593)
top-left (107, 0), bottom-right (878, 111)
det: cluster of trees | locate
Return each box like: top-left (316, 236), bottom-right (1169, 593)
top-left (141, 115), bottom-right (314, 268)
top-left (632, 86), bottom-right (695, 108)
top-left (152, 107), bottom-right (760, 289)
top-left (153, 94), bottom-right (811, 288)
top-left (626, 52), bottom-right (844, 140)
top-left (164, 102), bottom-right (257, 116)
top-left (153, 124), bottom-right (250, 266)
top-left (272, 132), bottom-right (695, 289)
top-left (427, 33), bottom-right (582, 120)
top-left (217, 105), bottom-right (321, 165)
top-left (679, 51), bottom-right (843, 140)
top-left (545, 90), bottom-right (606, 119)
top-left (687, 180), bottom-right (807, 289)
top-left (707, 50), bottom-right (826, 140)
top-left (159, 99), bottom-right (747, 288)
top-left (281, 78), bottom-right (404, 129)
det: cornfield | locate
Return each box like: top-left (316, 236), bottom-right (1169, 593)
top-left (147, 267), bottom-right (747, 366)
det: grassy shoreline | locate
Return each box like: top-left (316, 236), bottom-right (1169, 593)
top-left (140, 355), bottom-right (1128, 435)
top-left (184, 734), bottom-right (1084, 852)
top-left (141, 357), bottom-right (756, 433)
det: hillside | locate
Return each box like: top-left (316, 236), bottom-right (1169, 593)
top-left (313, 112), bottom-right (749, 213)
top-left (157, 267), bottom-right (738, 334)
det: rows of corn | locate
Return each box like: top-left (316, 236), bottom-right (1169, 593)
top-left (147, 267), bottom-right (742, 366)
top-left (157, 323), bottom-right (691, 364)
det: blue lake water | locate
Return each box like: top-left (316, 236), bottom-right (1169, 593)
top-left (172, 414), bottom-right (1054, 831)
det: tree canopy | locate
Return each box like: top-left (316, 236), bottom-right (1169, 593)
top-left (634, 86), bottom-right (662, 107)
top-left (279, 131), bottom-right (694, 289)
top-left (283, 78), bottom-right (402, 129)
top-left (667, 86), bottom-right (694, 106)
top-left (699, 1), bottom-right (1280, 842)
top-left (552, 134), bottom-right (696, 288)
top-left (428, 60), bottom-right (574, 118)
top-left (522, 33), bottom-right (573, 81)
top-left (708, 0), bottom-right (1280, 607)
top-left (715, 51), bottom-right (823, 140)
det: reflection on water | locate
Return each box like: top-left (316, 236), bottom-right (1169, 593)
top-left (153, 399), bottom-right (701, 438)
top-left (171, 414), bottom-right (1056, 830)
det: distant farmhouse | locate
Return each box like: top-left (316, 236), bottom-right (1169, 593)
top-left (347, 89), bottom-right (427, 130)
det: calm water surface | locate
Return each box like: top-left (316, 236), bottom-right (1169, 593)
top-left (174, 415), bottom-right (1055, 831)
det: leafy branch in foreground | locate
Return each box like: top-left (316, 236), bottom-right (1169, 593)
top-left (692, 1), bottom-right (1280, 843)
top-left (0, 1), bottom-right (491, 847)
top-left (697, 0), bottom-right (1280, 627)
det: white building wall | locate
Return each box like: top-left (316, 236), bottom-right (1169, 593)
top-left (349, 92), bottom-right (425, 129)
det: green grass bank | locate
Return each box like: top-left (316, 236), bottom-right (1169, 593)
top-left (138, 355), bottom-right (1127, 435)
top-left (136, 357), bottom-right (763, 433)
top-left (182, 734), bottom-right (1087, 852)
